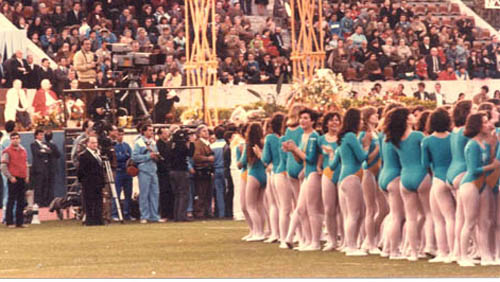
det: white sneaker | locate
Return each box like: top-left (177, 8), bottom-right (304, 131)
top-left (380, 251), bottom-right (389, 258)
top-left (322, 243), bottom-right (335, 252)
top-left (368, 248), bottom-right (381, 255)
top-left (140, 219), bottom-right (147, 224)
top-left (429, 256), bottom-right (446, 263)
top-left (407, 255), bottom-right (418, 262)
top-left (263, 237), bottom-right (278, 244)
top-left (346, 249), bottom-right (368, 256)
top-left (246, 235), bottom-right (266, 242)
top-left (241, 234), bottom-right (252, 241)
top-left (444, 255), bottom-right (456, 264)
top-left (299, 245), bottom-right (321, 252)
top-left (279, 242), bottom-right (289, 249)
top-left (490, 259), bottom-right (500, 266)
top-left (389, 254), bottom-right (406, 260)
top-left (480, 259), bottom-right (496, 266)
top-left (458, 259), bottom-right (475, 267)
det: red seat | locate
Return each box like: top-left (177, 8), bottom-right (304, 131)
top-left (415, 5), bottom-right (426, 15)
top-left (438, 4), bottom-right (449, 15)
top-left (427, 5), bottom-right (437, 15)
top-left (450, 3), bottom-right (460, 15)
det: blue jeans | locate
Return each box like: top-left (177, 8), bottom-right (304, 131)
top-left (112, 171), bottom-right (133, 219)
top-left (138, 171), bottom-right (160, 221)
top-left (2, 174), bottom-right (15, 223)
top-left (187, 175), bottom-right (195, 213)
top-left (213, 170), bottom-right (226, 218)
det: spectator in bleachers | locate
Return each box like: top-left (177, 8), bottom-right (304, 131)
top-left (455, 64), bottom-right (471, 80)
top-left (426, 47), bottom-right (444, 80)
top-left (364, 53), bottom-right (384, 81)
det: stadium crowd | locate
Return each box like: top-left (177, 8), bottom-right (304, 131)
top-left (0, 0), bottom-right (499, 88)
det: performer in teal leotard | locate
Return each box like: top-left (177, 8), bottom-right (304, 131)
top-left (236, 124), bottom-right (254, 241)
top-left (457, 112), bottom-right (500, 267)
top-left (359, 106), bottom-right (387, 254)
top-left (328, 108), bottom-right (371, 256)
top-left (241, 122), bottom-right (267, 242)
top-left (421, 108), bottom-right (455, 263)
top-left (384, 107), bottom-right (433, 262)
top-left (447, 100), bottom-right (473, 191)
top-left (318, 111), bottom-right (342, 251)
top-left (284, 108), bottom-right (322, 251)
top-left (254, 113), bottom-right (288, 246)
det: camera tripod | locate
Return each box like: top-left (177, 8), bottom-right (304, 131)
top-left (102, 155), bottom-right (124, 223)
top-left (119, 78), bottom-right (150, 120)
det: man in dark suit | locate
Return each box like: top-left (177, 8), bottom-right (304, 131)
top-left (192, 125), bottom-right (214, 219)
top-left (66, 2), bottom-right (84, 26)
top-left (89, 90), bottom-right (115, 122)
top-left (271, 27), bottom-right (288, 57)
top-left (25, 55), bottom-right (40, 89)
top-left (30, 129), bottom-right (52, 207)
top-left (53, 57), bottom-right (69, 98)
top-left (37, 58), bottom-right (54, 88)
top-left (419, 36), bottom-right (431, 56)
top-left (8, 50), bottom-right (29, 88)
top-left (413, 82), bottom-right (433, 101)
top-left (44, 130), bottom-right (60, 209)
top-left (77, 136), bottom-right (105, 226)
top-left (425, 47), bottom-right (444, 80)
top-left (0, 54), bottom-right (6, 87)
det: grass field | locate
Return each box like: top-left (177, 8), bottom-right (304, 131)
top-left (0, 219), bottom-right (499, 278)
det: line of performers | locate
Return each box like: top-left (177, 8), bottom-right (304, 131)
top-left (235, 101), bottom-right (500, 267)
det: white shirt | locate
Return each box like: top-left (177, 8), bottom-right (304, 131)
top-left (45, 91), bottom-right (57, 107)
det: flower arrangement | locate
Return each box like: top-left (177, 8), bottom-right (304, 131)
top-left (290, 68), bottom-right (352, 111)
top-left (32, 102), bottom-right (65, 129)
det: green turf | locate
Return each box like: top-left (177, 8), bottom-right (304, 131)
top-left (0, 219), bottom-right (499, 278)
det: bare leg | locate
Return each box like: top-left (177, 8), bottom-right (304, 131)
top-left (458, 182), bottom-right (480, 266)
top-left (305, 172), bottom-right (323, 250)
top-left (416, 174), bottom-right (435, 255)
top-left (387, 177), bottom-right (405, 258)
top-left (340, 175), bottom-right (366, 255)
top-left (361, 170), bottom-right (378, 252)
top-left (264, 173), bottom-right (279, 242)
top-left (322, 175), bottom-right (338, 250)
top-left (275, 174), bottom-right (293, 246)
top-left (478, 187), bottom-right (494, 264)
top-left (246, 176), bottom-right (265, 240)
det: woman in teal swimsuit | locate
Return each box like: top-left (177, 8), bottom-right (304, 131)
top-left (329, 108), bottom-right (372, 256)
top-left (254, 113), bottom-right (288, 246)
top-left (360, 106), bottom-right (388, 254)
top-left (384, 107), bottom-right (433, 261)
top-left (378, 104), bottom-right (404, 259)
top-left (457, 112), bottom-right (499, 267)
top-left (241, 122), bottom-right (267, 241)
top-left (318, 112), bottom-right (342, 251)
top-left (237, 124), bottom-right (254, 241)
top-left (284, 108), bottom-right (322, 251)
top-left (421, 108), bottom-right (455, 263)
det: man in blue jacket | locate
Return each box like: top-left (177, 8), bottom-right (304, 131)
top-left (112, 128), bottom-right (133, 220)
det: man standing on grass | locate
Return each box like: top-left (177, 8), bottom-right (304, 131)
top-left (1, 120), bottom-right (16, 224)
top-left (1, 132), bottom-right (29, 228)
top-left (132, 124), bottom-right (166, 224)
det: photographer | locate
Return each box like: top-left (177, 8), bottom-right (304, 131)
top-left (193, 125), bottom-right (214, 219)
top-left (166, 127), bottom-right (195, 222)
top-left (89, 90), bottom-right (116, 123)
top-left (132, 124), bottom-right (165, 223)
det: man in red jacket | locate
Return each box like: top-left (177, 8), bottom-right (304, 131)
top-left (1, 132), bottom-right (29, 228)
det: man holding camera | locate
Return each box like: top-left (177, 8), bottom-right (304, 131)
top-left (132, 124), bottom-right (165, 223)
top-left (166, 127), bottom-right (195, 222)
top-left (193, 125), bottom-right (214, 219)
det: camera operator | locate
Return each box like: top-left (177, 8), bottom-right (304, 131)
top-left (193, 125), bottom-right (214, 219)
top-left (74, 38), bottom-right (97, 111)
top-left (89, 90), bottom-right (116, 123)
top-left (156, 127), bottom-right (173, 221)
top-left (132, 124), bottom-right (165, 223)
top-left (166, 127), bottom-right (195, 222)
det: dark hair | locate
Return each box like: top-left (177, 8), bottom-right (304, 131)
top-left (322, 111), bottom-right (342, 134)
top-left (452, 100), bottom-right (472, 127)
top-left (361, 106), bottom-right (377, 131)
top-left (481, 85), bottom-right (489, 93)
top-left (478, 102), bottom-right (496, 115)
top-left (141, 124), bottom-right (152, 134)
top-left (299, 108), bottom-right (319, 125)
top-left (156, 127), bottom-right (168, 135)
top-left (337, 108), bottom-right (361, 145)
top-left (411, 105), bottom-right (425, 114)
top-left (418, 82), bottom-right (425, 88)
top-left (34, 128), bottom-right (44, 136)
top-left (246, 122), bottom-right (263, 165)
top-left (427, 108), bottom-right (451, 133)
top-left (384, 107), bottom-right (410, 148)
top-left (416, 110), bottom-right (431, 133)
top-left (118, 127), bottom-right (125, 133)
top-left (270, 112), bottom-right (285, 136)
top-left (214, 126), bottom-right (225, 139)
top-left (10, 132), bottom-right (20, 139)
top-left (82, 119), bottom-right (92, 131)
top-left (5, 120), bottom-right (16, 133)
top-left (464, 112), bottom-right (486, 138)
top-left (382, 103), bottom-right (403, 117)
top-left (44, 130), bottom-right (53, 142)
top-left (239, 123), bottom-right (249, 135)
